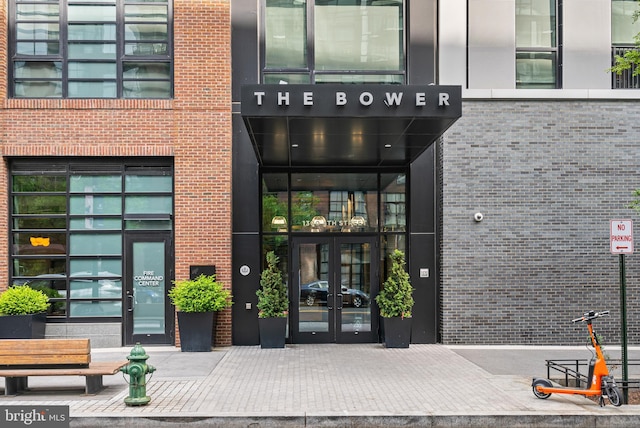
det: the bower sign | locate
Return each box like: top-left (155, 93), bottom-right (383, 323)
top-left (241, 84), bottom-right (462, 117)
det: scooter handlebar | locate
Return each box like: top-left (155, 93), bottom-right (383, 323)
top-left (571, 310), bottom-right (610, 323)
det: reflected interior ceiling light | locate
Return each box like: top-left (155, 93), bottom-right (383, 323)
top-left (310, 216), bottom-right (327, 232)
top-left (384, 144), bottom-right (392, 148)
top-left (271, 216), bottom-right (287, 227)
top-left (350, 216), bottom-right (366, 227)
top-left (292, 144), bottom-right (299, 148)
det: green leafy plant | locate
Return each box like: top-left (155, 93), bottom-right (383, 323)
top-left (375, 249), bottom-right (414, 318)
top-left (168, 274), bottom-right (232, 313)
top-left (0, 285), bottom-right (50, 316)
top-left (256, 251), bottom-right (288, 318)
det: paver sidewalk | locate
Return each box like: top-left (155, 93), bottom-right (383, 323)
top-left (2, 344), bottom-right (640, 427)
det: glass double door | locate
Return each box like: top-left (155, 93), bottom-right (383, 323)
top-left (123, 233), bottom-right (174, 345)
top-left (291, 236), bottom-right (378, 343)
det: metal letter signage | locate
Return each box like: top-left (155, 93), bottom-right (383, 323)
top-left (611, 219), bottom-right (634, 254)
top-left (241, 84), bottom-right (462, 118)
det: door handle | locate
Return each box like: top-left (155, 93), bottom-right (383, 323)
top-left (127, 294), bottom-right (134, 312)
top-left (336, 294), bottom-right (343, 310)
top-left (327, 293), bottom-right (333, 310)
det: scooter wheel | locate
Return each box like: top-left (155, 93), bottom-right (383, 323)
top-left (606, 385), bottom-right (623, 407)
top-left (532, 378), bottom-right (552, 399)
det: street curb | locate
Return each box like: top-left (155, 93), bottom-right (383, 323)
top-left (70, 414), bottom-right (640, 427)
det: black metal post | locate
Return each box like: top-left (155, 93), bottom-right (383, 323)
top-left (620, 254), bottom-right (629, 404)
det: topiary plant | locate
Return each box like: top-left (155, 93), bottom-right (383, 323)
top-left (0, 285), bottom-right (50, 316)
top-left (168, 274), bottom-right (232, 313)
top-left (375, 249), bottom-right (414, 318)
top-left (256, 251), bottom-right (288, 318)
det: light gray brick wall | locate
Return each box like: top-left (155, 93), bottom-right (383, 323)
top-left (440, 100), bottom-right (640, 345)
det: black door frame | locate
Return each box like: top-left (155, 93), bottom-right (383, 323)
top-left (290, 235), bottom-right (379, 344)
top-left (123, 232), bottom-right (174, 345)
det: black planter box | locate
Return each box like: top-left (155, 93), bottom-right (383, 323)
top-left (177, 311), bottom-right (216, 352)
top-left (382, 316), bottom-right (412, 348)
top-left (0, 313), bottom-right (47, 339)
top-left (258, 317), bottom-right (287, 349)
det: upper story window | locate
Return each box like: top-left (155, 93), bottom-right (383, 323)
top-left (263, 0), bottom-right (404, 84)
top-left (515, 0), bottom-right (561, 88)
top-left (10, 0), bottom-right (173, 99)
top-left (611, 0), bottom-right (640, 88)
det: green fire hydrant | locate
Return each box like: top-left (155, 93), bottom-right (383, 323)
top-left (120, 343), bottom-right (156, 406)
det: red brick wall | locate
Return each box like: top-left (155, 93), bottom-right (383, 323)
top-left (0, 1), bottom-right (233, 346)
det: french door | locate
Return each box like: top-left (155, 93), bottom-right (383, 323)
top-left (123, 233), bottom-right (174, 345)
top-left (291, 236), bottom-right (379, 343)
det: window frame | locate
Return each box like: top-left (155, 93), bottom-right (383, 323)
top-left (515, 0), bottom-right (563, 89)
top-left (9, 0), bottom-right (174, 99)
top-left (10, 157), bottom-right (174, 322)
top-left (260, 0), bottom-right (407, 84)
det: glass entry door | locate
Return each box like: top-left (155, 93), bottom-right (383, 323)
top-left (291, 236), bottom-right (378, 343)
top-left (124, 233), bottom-right (173, 345)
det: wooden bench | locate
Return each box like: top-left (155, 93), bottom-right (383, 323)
top-left (0, 339), bottom-right (128, 395)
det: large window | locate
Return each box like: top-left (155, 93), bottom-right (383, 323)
top-left (263, 0), bottom-right (404, 84)
top-left (10, 0), bottom-right (172, 98)
top-left (516, 0), bottom-right (561, 89)
top-left (11, 159), bottom-right (173, 320)
top-left (612, 0), bottom-right (640, 88)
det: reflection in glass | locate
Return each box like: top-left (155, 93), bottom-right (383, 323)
top-left (70, 233), bottom-right (122, 256)
top-left (298, 243), bottom-right (329, 333)
top-left (132, 242), bottom-right (165, 334)
top-left (315, 1), bottom-right (403, 71)
top-left (516, 52), bottom-right (557, 89)
top-left (70, 301), bottom-right (121, 317)
top-left (612, 0), bottom-right (640, 44)
top-left (70, 175), bottom-right (122, 192)
top-left (381, 173), bottom-right (406, 232)
top-left (265, 0), bottom-right (307, 68)
top-left (340, 243), bottom-right (371, 333)
top-left (13, 175), bottom-right (66, 192)
top-left (126, 175), bottom-right (172, 192)
top-left (70, 279), bottom-right (122, 299)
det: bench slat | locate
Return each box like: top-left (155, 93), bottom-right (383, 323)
top-left (0, 339), bottom-right (90, 355)
top-left (0, 361), bottom-right (128, 377)
top-left (0, 339), bottom-right (91, 367)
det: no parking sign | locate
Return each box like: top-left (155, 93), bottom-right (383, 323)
top-left (610, 219), bottom-right (633, 254)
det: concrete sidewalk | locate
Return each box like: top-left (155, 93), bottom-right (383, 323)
top-left (2, 344), bottom-right (640, 427)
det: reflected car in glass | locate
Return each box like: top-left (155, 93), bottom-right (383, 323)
top-left (300, 280), bottom-right (369, 308)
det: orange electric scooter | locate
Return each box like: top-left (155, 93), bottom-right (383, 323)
top-left (532, 310), bottom-right (622, 407)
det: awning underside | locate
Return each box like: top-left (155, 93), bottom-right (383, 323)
top-left (243, 115), bottom-right (459, 167)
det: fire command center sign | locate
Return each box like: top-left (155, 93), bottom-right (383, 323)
top-left (610, 219), bottom-right (633, 254)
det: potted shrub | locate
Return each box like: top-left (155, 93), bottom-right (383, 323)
top-left (256, 251), bottom-right (288, 348)
top-left (169, 274), bottom-right (232, 352)
top-left (375, 249), bottom-right (414, 348)
top-left (0, 285), bottom-right (50, 339)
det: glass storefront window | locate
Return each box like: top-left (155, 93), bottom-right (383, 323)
top-left (10, 160), bottom-right (173, 321)
top-left (262, 173), bottom-right (288, 232)
top-left (289, 173), bottom-right (377, 233)
top-left (381, 173), bottom-right (406, 232)
top-left (70, 175), bottom-right (121, 192)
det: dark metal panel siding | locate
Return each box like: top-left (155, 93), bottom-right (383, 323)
top-left (232, 114), bottom-right (260, 233)
top-left (232, 233), bottom-right (261, 345)
top-left (409, 233), bottom-right (438, 343)
top-left (231, 0), bottom-right (259, 102)
top-left (407, 0), bottom-right (437, 84)
top-left (410, 144), bottom-right (435, 234)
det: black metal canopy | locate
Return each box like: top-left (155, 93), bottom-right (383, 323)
top-left (241, 84), bottom-right (462, 167)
